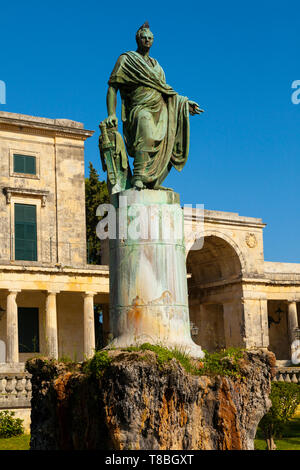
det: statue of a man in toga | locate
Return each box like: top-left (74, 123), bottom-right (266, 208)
top-left (103, 22), bottom-right (203, 190)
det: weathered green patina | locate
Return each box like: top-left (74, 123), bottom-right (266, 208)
top-left (98, 123), bottom-right (132, 195)
top-left (100, 22), bottom-right (203, 191)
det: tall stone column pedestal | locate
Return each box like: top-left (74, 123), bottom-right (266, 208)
top-left (108, 189), bottom-right (204, 358)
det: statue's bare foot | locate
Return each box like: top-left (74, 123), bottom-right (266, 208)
top-left (133, 179), bottom-right (144, 190)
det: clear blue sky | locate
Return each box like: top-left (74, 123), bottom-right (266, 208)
top-left (1, 0), bottom-right (299, 262)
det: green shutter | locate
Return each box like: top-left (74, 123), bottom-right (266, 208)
top-left (13, 154), bottom-right (36, 175)
top-left (18, 307), bottom-right (39, 353)
top-left (15, 204), bottom-right (37, 261)
top-left (14, 154), bottom-right (25, 173)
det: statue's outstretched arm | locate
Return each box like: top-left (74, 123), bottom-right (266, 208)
top-left (103, 85), bottom-right (119, 128)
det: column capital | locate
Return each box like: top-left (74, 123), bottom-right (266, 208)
top-left (82, 291), bottom-right (97, 298)
top-left (7, 289), bottom-right (21, 295)
top-left (241, 294), bottom-right (268, 302)
top-left (46, 289), bottom-right (60, 295)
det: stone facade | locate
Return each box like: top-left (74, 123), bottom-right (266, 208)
top-left (0, 112), bottom-right (110, 371)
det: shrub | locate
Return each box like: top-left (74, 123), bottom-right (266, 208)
top-left (0, 411), bottom-right (24, 438)
top-left (200, 347), bottom-right (244, 378)
top-left (259, 382), bottom-right (300, 450)
top-left (83, 350), bottom-right (111, 378)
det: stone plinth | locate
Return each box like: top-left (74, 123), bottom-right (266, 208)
top-left (108, 189), bottom-right (203, 358)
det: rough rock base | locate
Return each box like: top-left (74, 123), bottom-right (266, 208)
top-left (26, 349), bottom-right (275, 450)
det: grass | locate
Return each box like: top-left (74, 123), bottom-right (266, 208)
top-left (0, 434), bottom-right (30, 450)
top-left (122, 343), bottom-right (244, 378)
top-left (255, 415), bottom-right (300, 450)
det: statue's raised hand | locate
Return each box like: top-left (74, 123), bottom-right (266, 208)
top-left (188, 101), bottom-right (204, 116)
top-left (103, 114), bottom-right (118, 128)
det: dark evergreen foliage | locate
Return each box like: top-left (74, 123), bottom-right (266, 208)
top-left (85, 162), bottom-right (109, 265)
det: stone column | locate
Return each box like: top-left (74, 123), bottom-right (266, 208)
top-left (109, 188), bottom-right (204, 358)
top-left (83, 292), bottom-right (95, 359)
top-left (240, 294), bottom-right (269, 349)
top-left (102, 304), bottom-right (110, 346)
top-left (6, 289), bottom-right (21, 363)
top-left (45, 291), bottom-right (59, 359)
top-left (287, 301), bottom-right (299, 343)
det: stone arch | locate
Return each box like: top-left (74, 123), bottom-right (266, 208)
top-left (187, 232), bottom-right (245, 352)
top-left (185, 229), bottom-right (246, 276)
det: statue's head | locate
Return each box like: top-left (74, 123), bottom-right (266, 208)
top-left (136, 22), bottom-right (154, 50)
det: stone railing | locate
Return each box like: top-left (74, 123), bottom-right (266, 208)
top-left (0, 372), bottom-right (32, 409)
top-left (273, 367), bottom-right (300, 384)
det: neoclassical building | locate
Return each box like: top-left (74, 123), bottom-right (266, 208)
top-left (0, 110), bottom-right (299, 369)
top-left (0, 111), bottom-right (109, 370)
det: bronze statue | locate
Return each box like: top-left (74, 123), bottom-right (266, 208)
top-left (100, 22), bottom-right (203, 192)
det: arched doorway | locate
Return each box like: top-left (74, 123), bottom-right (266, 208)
top-left (187, 235), bottom-right (244, 351)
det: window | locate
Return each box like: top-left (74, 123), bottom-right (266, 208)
top-left (14, 203), bottom-right (37, 261)
top-left (13, 154), bottom-right (36, 175)
top-left (18, 307), bottom-right (39, 353)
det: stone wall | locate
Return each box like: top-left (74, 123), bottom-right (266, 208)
top-left (26, 349), bottom-right (275, 450)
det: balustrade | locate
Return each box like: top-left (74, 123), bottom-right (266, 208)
top-left (0, 372), bottom-right (32, 409)
top-left (273, 367), bottom-right (300, 384)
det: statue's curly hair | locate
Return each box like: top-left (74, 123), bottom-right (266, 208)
top-left (136, 21), bottom-right (153, 43)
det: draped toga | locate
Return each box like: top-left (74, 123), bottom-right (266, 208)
top-left (108, 51), bottom-right (190, 187)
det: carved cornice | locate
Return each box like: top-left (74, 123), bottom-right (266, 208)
top-left (0, 120), bottom-right (94, 141)
top-left (3, 187), bottom-right (49, 207)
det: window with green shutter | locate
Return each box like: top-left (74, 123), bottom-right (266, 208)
top-left (18, 307), bottom-right (39, 353)
top-left (13, 154), bottom-right (36, 175)
top-left (14, 203), bottom-right (37, 261)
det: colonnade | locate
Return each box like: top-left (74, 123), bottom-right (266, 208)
top-left (5, 289), bottom-right (100, 363)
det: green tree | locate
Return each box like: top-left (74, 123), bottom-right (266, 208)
top-left (85, 162), bottom-right (109, 351)
top-left (259, 382), bottom-right (300, 450)
top-left (85, 162), bottom-right (109, 265)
